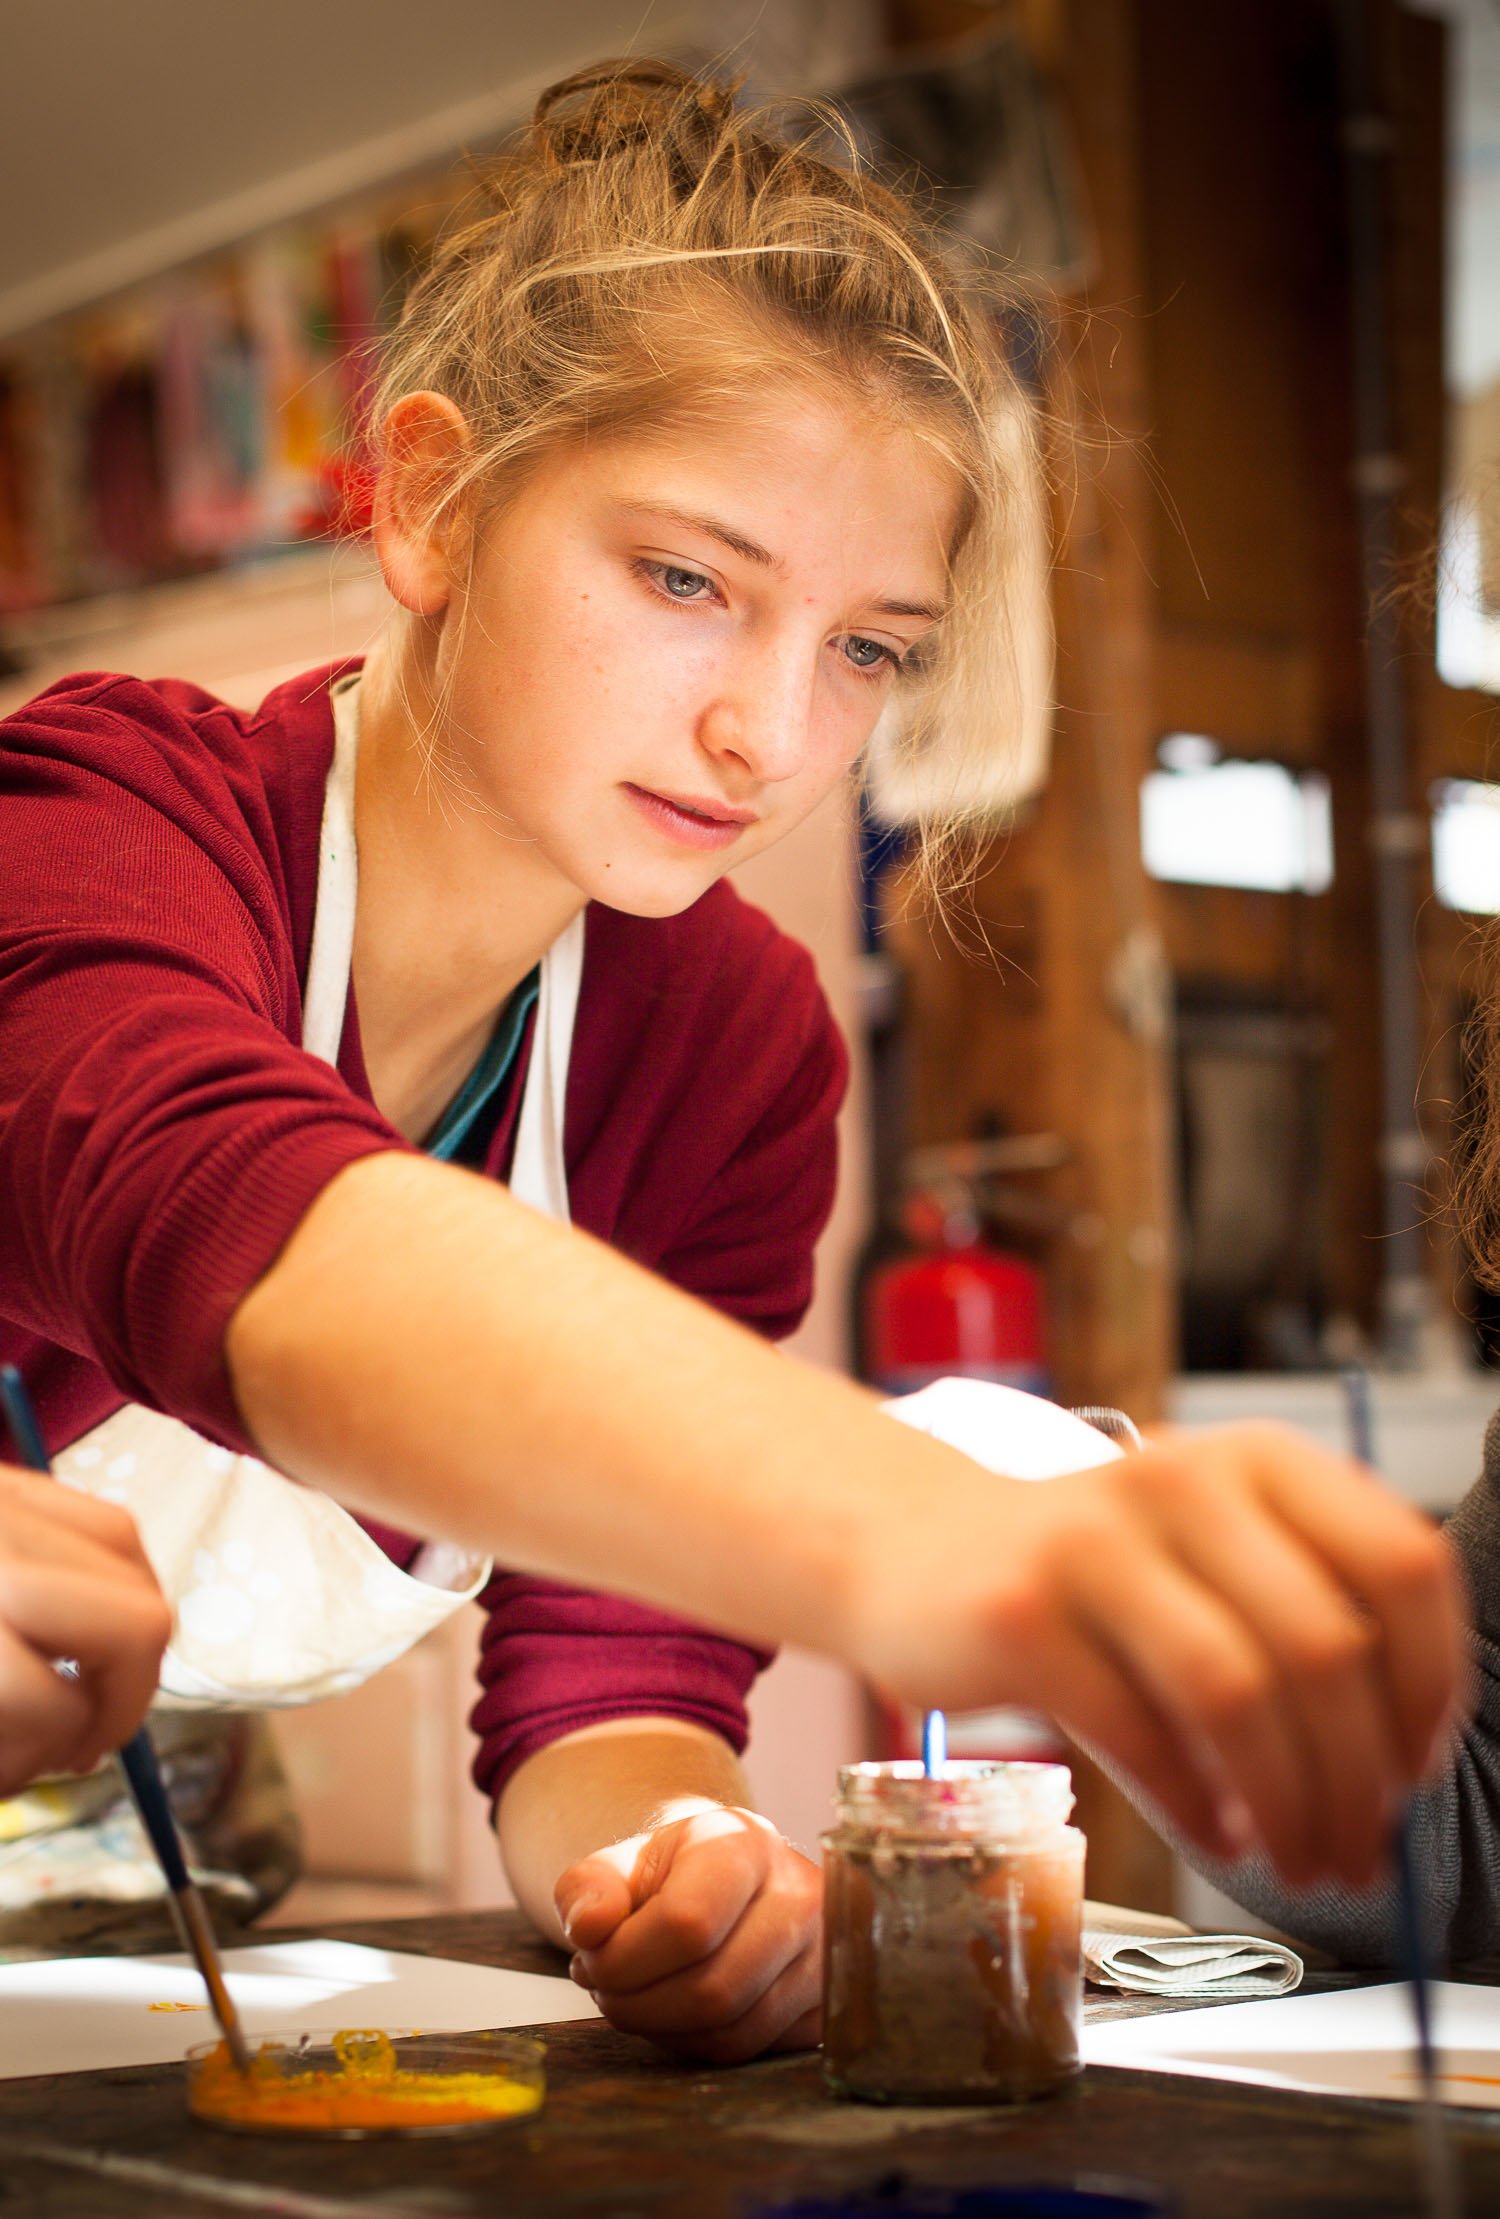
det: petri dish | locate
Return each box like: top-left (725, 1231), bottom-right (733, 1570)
top-left (186, 2027), bottom-right (545, 2139)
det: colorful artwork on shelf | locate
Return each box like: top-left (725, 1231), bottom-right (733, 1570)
top-left (0, 174), bottom-right (461, 616)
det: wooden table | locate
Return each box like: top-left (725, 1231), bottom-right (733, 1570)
top-left (3, 1911), bottom-right (1498, 2218)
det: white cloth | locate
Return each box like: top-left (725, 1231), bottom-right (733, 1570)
top-left (1083, 1926), bottom-right (1303, 1999)
top-left (882, 1377), bottom-right (1124, 1479)
top-left (54, 672), bottom-right (585, 1710)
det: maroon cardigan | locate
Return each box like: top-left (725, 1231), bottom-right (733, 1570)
top-left (0, 665), bottom-right (848, 1802)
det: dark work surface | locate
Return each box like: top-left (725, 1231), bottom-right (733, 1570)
top-left (3, 1910), bottom-right (1500, 2218)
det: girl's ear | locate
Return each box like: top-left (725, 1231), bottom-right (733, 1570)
top-left (371, 393), bottom-right (473, 616)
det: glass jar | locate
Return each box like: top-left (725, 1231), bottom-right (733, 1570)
top-left (822, 1760), bottom-right (1084, 2105)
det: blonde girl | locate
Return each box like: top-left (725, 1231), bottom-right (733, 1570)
top-left (0, 61), bottom-right (1463, 2056)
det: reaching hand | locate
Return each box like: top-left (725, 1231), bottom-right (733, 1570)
top-left (0, 1468), bottom-right (171, 1795)
top-left (853, 1421), bottom-right (1470, 1891)
top-left (553, 1803), bottom-right (822, 2064)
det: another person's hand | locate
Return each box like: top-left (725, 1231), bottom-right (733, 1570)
top-left (0, 1467), bottom-right (171, 1794)
top-left (554, 1803), bottom-right (821, 2064)
top-left (853, 1421), bottom-right (1470, 1893)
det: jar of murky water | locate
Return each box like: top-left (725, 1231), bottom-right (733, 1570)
top-left (822, 1760), bottom-right (1084, 2105)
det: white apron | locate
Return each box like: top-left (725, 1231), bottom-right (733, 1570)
top-left (53, 672), bottom-right (586, 1712)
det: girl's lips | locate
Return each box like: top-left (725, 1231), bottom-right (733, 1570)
top-left (623, 784), bottom-right (757, 852)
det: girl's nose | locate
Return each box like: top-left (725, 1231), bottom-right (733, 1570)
top-left (697, 653), bottom-right (815, 786)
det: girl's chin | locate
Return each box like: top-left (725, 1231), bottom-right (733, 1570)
top-left (582, 866), bottom-right (726, 919)
top-left (545, 821), bottom-right (750, 919)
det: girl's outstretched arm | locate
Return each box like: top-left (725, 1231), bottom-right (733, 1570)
top-left (227, 1149), bottom-right (1468, 1894)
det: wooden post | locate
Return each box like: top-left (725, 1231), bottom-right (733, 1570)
top-left (887, 0), bottom-right (1176, 1423)
top-left (1036, 0), bottom-right (1176, 1909)
top-left (886, 0), bottom-right (1177, 1907)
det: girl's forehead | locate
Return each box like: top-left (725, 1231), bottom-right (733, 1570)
top-left (542, 394), bottom-right (963, 567)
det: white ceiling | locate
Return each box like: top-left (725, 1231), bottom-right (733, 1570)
top-left (0, 0), bottom-right (696, 337)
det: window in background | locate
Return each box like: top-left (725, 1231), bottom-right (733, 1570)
top-left (1141, 739), bottom-right (1335, 894)
top-left (1421, 0), bottom-right (1500, 696)
top-left (1432, 776), bottom-right (1500, 913)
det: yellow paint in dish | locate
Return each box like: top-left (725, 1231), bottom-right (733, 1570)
top-left (188, 2028), bottom-right (545, 2136)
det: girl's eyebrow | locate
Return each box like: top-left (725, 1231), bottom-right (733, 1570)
top-left (617, 500), bottom-right (947, 623)
top-left (619, 499), bottom-right (780, 570)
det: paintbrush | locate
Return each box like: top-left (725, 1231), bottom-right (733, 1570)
top-left (921, 1705), bottom-right (947, 1776)
top-left (0, 1365), bottom-right (252, 2073)
top-left (1342, 1364), bottom-right (1461, 2219)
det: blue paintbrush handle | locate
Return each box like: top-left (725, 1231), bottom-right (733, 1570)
top-left (0, 1366), bottom-right (48, 1471)
top-left (117, 1732), bottom-right (192, 1895)
top-left (1394, 1813), bottom-right (1435, 2070)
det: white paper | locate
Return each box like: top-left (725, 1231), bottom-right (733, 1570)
top-left (1084, 1980), bottom-right (1500, 2107)
top-left (0, 1939), bottom-right (600, 2079)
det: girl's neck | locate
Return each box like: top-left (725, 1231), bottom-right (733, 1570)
top-left (348, 634), bottom-right (584, 1135)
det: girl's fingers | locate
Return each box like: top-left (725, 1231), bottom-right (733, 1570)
top-left (1034, 1625), bottom-right (1237, 1859)
top-left (0, 1561), bottom-right (168, 1754)
top-left (0, 1483), bottom-right (170, 1775)
top-left (0, 1556), bottom-right (169, 1673)
top-left (594, 1931), bottom-right (821, 2061)
top-left (641, 1951), bottom-right (823, 2066)
top-left (554, 1857), bottom-right (635, 1951)
top-left (575, 1835), bottom-right (820, 2029)
top-left (762, 1998), bottom-right (823, 2056)
top-left (1067, 1545), bottom-right (1325, 1884)
top-left (1247, 1429), bottom-right (1468, 1774)
top-left (1162, 1491), bottom-right (1402, 1885)
top-left (573, 1814), bottom-right (778, 1994)
top-left (0, 1471), bottom-right (157, 1578)
top-left (0, 1473), bottom-right (159, 1597)
top-left (0, 1624), bottom-right (93, 1794)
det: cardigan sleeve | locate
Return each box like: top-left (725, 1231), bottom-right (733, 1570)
top-left (0, 679), bottom-right (407, 1448)
top-left (468, 1576), bottom-right (776, 1805)
top-left (467, 923), bottom-right (849, 1806)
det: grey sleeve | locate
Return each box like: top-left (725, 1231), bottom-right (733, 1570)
top-left (1146, 1409), bottom-right (1500, 1967)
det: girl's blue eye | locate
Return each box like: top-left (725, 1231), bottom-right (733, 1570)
top-left (842, 635), bottom-right (896, 673)
top-left (659, 565), bottom-right (712, 599)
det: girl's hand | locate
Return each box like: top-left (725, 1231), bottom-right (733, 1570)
top-left (553, 1804), bottom-right (822, 2064)
top-left (854, 1421), bottom-right (1469, 1892)
top-left (0, 1468), bottom-right (171, 1794)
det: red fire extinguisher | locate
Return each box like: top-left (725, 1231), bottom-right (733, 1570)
top-left (863, 1195), bottom-right (1050, 1402)
top-left (861, 1194), bottom-right (1064, 1766)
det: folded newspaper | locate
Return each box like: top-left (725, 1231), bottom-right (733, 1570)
top-left (1083, 1925), bottom-right (1303, 1998)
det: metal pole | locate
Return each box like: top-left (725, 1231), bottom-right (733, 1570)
top-left (1337, 0), bottom-right (1431, 1368)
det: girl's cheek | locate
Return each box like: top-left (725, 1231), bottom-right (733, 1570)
top-left (833, 697), bottom-right (887, 774)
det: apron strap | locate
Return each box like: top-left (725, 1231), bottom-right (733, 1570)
top-left (301, 673), bottom-right (360, 1068)
top-left (509, 911), bottom-right (585, 1224)
top-left (303, 671), bottom-right (584, 1216)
